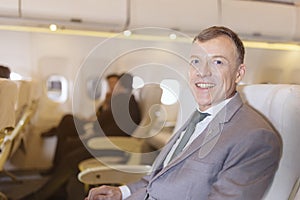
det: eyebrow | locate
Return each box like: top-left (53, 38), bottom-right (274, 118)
top-left (190, 54), bottom-right (228, 60)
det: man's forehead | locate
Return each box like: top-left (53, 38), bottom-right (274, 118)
top-left (190, 43), bottom-right (208, 56)
top-left (190, 43), bottom-right (213, 58)
top-left (190, 42), bottom-right (231, 59)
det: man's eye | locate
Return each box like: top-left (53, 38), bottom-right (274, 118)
top-left (190, 59), bottom-right (200, 65)
top-left (209, 58), bottom-right (226, 67)
top-left (213, 59), bottom-right (223, 65)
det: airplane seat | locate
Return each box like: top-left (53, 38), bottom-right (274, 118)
top-left (0, 78), bottom-right (18, 180)
top-left (15, 80), bottom-right (32, 122)
top-left (238, 84), bottom-right (300, 200)
top-left (78, 84), bottom-right (164, 169)
top-left (29, 79), bottom-right (42, 114)
top-left (77, 84), bottom-right (164, 188)
top-left (131, 84), bottom-right (163, 138)
top-left (145, 101), bottom-right (179, 150)
top-left (9, 80), bottom-right (34, 158)
top-left (0, 78), bottom-right (17, 131)
top-left (77, 136), bottom-right (152, 191)
top-left (131, 84), bottom-right (166, 163)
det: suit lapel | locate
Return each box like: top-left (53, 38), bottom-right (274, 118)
top-left (152, 93), bottom-right (244, 179)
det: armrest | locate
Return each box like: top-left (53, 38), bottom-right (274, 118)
top-left (78, 164), bottom-right (152, 185)
top-left (87, 137), bottom-right (143, 153)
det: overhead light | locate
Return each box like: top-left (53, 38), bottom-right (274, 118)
top-left (10, 72), bottom-right (22, 80)
top-left (123, 30), bottom-right (132, 37)
top-left (49, 24), bottom-right (57, 32)
top-left (169, 33), bottom-right (177, 40)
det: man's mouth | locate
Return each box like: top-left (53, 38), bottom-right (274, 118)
top-left (195, 82), bottom-right (215, 89)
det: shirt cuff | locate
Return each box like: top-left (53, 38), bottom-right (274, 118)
top-left (119, 185), bottom-right (131, 199)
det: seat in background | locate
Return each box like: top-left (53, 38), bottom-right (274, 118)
top-left (132, 84), bottom-right (163, 139)
top-left (77, 84), bottom-right (164, 187)
top-left (78, 136), bottom-right (152, 187)
top-left (0, 78), bottom-right (18, 180)
top-left (238, 84), bottom-right (300, 200)
top-left (9, 80), bottom-right (34, 157)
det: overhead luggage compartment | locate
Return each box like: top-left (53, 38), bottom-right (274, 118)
top-left (0, 0), bottom-right (19, 17)
top-left (128, 0), bottom-right (220, 34)
top-left (221, 0), bottom-right (297, 40)
top-left (20, 0), bottom-right (128, 31)
top-left (295, 6), bottom-right (300, 40)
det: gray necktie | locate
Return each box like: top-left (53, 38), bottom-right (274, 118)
top-left (170, 111), bottom-right (210, 161)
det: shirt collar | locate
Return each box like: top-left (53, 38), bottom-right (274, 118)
top-left (196, 93), bottom-right (236, 117)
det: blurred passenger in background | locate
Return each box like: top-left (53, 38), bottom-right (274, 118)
top-left (21, 73), bottom-right (141, 200)
top-left (42, 73), bottom-right (141, 172)
top-left (0, 65), bottom-right (11, 79)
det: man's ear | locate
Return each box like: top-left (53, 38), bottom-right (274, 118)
top-left (235, 64), bottom-right (246, 83)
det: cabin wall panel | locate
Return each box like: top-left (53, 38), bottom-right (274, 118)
top-left (295, 6), bottom-right (300, 40)
top-left (129, 0), bottom-right (219, 33)
top-left (21, 0), bottom-right (127, 31)
top-left (0, 31), bottom-right (32, 77)
top-left (221, 0), bottom-right (296, 40)
top-left (243, 48), bottom-right (300, 84)
top-left (0, 0), bottom-right (19, 17)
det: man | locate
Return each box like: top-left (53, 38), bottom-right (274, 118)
top-left (85, 26), bottom-right (282, 200)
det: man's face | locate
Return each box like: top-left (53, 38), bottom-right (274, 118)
top-left (188, 36), bottom-right (245, 111)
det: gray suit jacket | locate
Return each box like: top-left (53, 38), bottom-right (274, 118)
top-left (127, 93), bottom-right (282, 200)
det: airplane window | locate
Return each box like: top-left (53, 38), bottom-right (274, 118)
top-left (46, 75), bottom-right (68, 102)
top-left (132, 76), bottom-right (144, 89)
top-left (160, 79), bottom-right (180, 105)
top-left (10, 72), bottom-right (23, 80)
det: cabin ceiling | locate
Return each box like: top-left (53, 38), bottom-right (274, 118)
top-left (0, 0), bottom-right (300, 42)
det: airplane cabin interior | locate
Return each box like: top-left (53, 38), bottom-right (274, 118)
top-left (0, 0), bottom-right (300, 199)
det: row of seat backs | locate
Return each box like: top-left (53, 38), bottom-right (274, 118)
top-left (0, 78), bottom-right (41, 129)
top-left (0, 78), bottom-right (41, 171)
top-left (133, 84), bottom-right (179, 139)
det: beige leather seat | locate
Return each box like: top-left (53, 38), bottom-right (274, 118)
top-left (10, 80), bottom-right (34, 156)
top-left (77, 84), bottom-right (163, 187)
top-left (0, 78), bottom-right (18, 180)
top-left (238, 84), bottom-right (300, 200)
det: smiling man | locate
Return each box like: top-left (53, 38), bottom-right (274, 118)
top-left (85, 26), bottom-right (282, 200)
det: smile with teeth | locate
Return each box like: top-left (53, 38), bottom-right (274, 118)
top-left (196, 83), bottom-right (215, 89)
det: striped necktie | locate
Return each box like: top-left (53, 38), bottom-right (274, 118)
top-left (170, 111), bottom-right (210, 161)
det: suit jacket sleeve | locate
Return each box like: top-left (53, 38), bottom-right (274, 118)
top-left (126, 174), bottom-right (150, 199)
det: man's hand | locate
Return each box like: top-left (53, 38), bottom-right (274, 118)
top-left (85, 185), bottom-right (122, 200)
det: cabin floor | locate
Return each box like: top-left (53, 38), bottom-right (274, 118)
top-left (0, 123), bottom-right (78, 200)
top-left (0, 169), bottom-right (49, 200)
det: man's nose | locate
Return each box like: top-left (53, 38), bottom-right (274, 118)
top-left (196, 62), bottom-right (212, 77)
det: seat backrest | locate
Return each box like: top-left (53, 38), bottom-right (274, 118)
top-left (138, 84), bottom-right (163, 123)
top-left (0, 78), bottom-right (18, 171)
top-left (0, 78), bottom-right (17, 130)
top-left (238, 84), bottom-right (300, 200)
top-left (132, 84), bottom-right (163, 138)
top-left (15, 80), bottom-right (32, 122)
